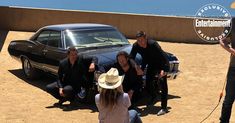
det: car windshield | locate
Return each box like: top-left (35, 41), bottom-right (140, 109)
top-left (63, 28), bottom-right (129, 48)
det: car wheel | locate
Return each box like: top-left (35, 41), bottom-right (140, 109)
top-left (22, 57), bottom-right (37, 79)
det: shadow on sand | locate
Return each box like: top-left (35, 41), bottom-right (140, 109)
top-left (132, 89), bottom-right (180, 117)
top-left (8, 69), bottom-right (98, 113)
top-left (0, 30), bottom-right (9, 52)
top-left (8, 68), bottom-right (181, 115)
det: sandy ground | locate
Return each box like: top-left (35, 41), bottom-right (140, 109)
top-left (0, 31), bottom-right (235, 123)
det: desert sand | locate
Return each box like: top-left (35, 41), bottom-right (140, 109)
top-left (0, 31), bottom-right (234, 123)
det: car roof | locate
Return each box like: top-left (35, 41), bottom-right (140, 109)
top-left (43, 23), bottom-right (114, 31)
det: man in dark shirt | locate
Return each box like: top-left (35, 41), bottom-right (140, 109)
top-left (114, 51), bottom-right (143, 104)
top-left (46, 46), bottom-right (97, 106)
top-left (130, 31), bottom-right (169, 116)
top-left (219, 18), bottom-right (235, 123)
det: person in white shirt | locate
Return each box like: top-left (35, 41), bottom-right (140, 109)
top-left (95, 68), bottom-right (142, 123)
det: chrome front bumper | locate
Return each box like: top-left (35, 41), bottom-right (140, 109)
top-left (167, 70), bottom-right (180, 80)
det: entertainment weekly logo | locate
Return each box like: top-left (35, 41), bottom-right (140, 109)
top-left (193, 3), bottom-right (232, 43)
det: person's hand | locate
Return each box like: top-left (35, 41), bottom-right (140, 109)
top-left (229, 47), bottom-right (235, 56)
top-left (220, 38), bottom-right (235, 56)
top-left (135, 64), bottom-right (144, 75)
top-left (89, 63), bottom-right (95, 72)
top-left (128, 90), bottom-right (134, 100)
top-left (59, 88), bottom-right (65, 97)
top-left (159, 70), bottom-right (166, 78)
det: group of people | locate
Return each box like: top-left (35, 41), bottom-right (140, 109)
top-left (46, 31), bottom-right (170, 123)
top-left (43, 18), bottom-right (235, 123)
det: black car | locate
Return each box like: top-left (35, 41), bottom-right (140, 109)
top-left (8, 23), bottom-right (179, 85)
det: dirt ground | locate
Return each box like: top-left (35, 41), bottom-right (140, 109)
top-left (0, 31), bottom-right (234, 123)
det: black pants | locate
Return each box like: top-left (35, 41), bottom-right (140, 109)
top-left (46, 82), bottom-right (76, 102)
top-left (146, 68), bottom-right (168, 109)
top-left (220, 67), bottom-right (235, 123)
top-left (130, 89), bottom-right (142, 105)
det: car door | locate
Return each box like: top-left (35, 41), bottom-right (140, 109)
top-left (43, 31), bottom-right (67, 75)
top-left (28, 30), bottom-right (50, 70)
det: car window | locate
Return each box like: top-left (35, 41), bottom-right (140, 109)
top-left (36, 31), bottom-right (50, 45)
top-left (95, 30), bottom-right (123, 42)
top-left (47, 31), bottom-right (62, 48)
top-left (64, 28), bottom-right (129, 48)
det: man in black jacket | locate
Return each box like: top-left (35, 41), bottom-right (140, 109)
top-left (130, 31), bottom-right (169, 116)
top-left (46, 46), bottom-right (97, 106)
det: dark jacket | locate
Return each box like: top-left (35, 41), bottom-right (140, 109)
top-left (114, 59), bottom-right (142, 92)
top-left (130, 39), bottom-right (169, 72)
top-left (57, 55), bottom-right (97, 92)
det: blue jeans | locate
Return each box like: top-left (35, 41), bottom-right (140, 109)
top-left (220, 67), bottom-right (235, 123)
top-left (129, 110), bottom-right (142, 123)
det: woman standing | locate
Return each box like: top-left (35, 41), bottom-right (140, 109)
top-left (95, 68), bottom-right (142, 123)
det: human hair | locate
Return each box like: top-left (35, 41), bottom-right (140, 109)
top-left (99, 86), bottom-right (123, 109)
top-left (136, 31), bottom-right (146, 38)
top-left (116, 51), bottom-right (129, 61)
top-left (67, 46), bottom-right (77, 55)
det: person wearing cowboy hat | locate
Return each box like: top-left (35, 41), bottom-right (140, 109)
top-left (95, 68), bottom-right (142, 123)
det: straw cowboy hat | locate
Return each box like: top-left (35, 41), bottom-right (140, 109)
top-left (98, 68), bottom-right (124, 89)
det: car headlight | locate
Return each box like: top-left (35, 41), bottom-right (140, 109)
top-left (10, 42), bottom-right (17, 46)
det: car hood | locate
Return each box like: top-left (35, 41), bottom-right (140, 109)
top-left (79, 44), bottom-right (178, 72)
top-left (80, 44), bottom-right (132, 71)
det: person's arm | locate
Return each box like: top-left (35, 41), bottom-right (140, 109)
top-left (140, 61), bottom-right (147, 71)
top-left (130, 43), bottom-right (138, 60)
top-left (95, 94), bottom-right (101, 111)
top-left (220, 37), bottom-right (235, 56)
top-left (128, 67), bottom-right (142, 99)
top-left (129, 59), bottom-right (144, 75)
top-left (80, 54), bottom-right (98, 72)
top-left (153, 42), bottom-right (169, 77)
top-left (124, 93), bottom-right (131, 108)
top-left (130, 70), bottom-right (143, 92)
top-left (128, 90), bottom-right (134, 100)
top-left (57, 61), bottom-right (64, 88)
top-left (89, 56), bottom-right (98, 72)
top-left (57, 61), bottom-right (65, 96)
top-left (130, 43), bottom-right (147, 72)
top-left (77, 55), bottom-right (97, 88)
top-left (89, 62), bottom-right (96, 72)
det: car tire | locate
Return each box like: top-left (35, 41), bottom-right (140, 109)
top-left (22, 57), bottom-right (38, 79)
